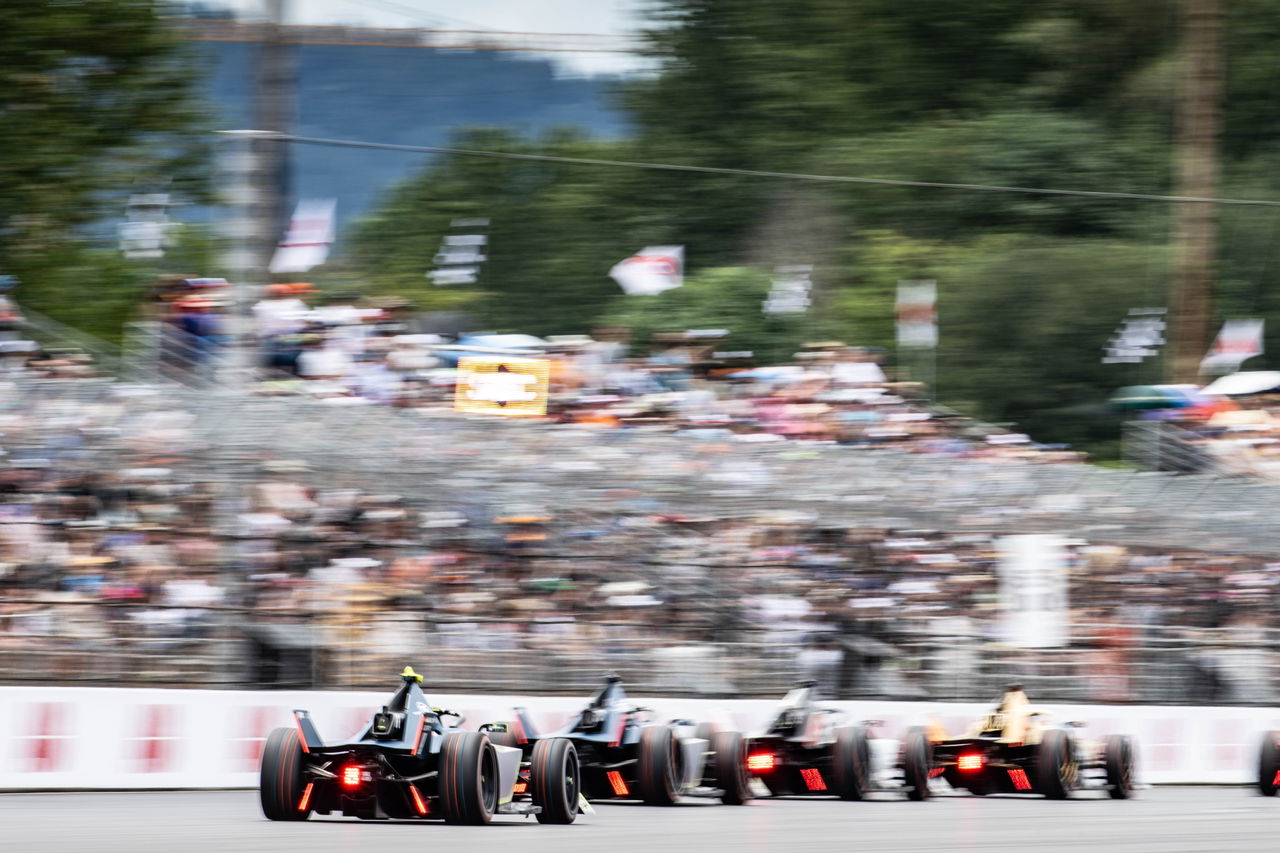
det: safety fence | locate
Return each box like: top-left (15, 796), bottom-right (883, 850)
top-left (0, 601), bottom-right (1275, 706)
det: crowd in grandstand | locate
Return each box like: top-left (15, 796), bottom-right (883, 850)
top-left (0, 375), bottom-right (1273, 702)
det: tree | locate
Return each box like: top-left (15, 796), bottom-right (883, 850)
top-left (0, 0), bottom-right (209, 306)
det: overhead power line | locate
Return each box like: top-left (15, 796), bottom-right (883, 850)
top-left (175, 19), bottom-right (646, 53)
top-left (275, 132), bottom-right (1280, 207)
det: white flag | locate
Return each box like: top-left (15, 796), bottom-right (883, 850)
top-left (269, 199), bottom-right (336, 274)
top-left (610, 246), bottom-right (683, 296)
top-left (1200, 318), bottom-right (1264, 375)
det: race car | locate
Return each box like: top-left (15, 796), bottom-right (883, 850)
top-left (259, 666), bottom-right (582, 824)
top-left (742, 681), bottom-right (875, 799)
top-left (485, 674), bottom-right (751, 806)
top-left (1257, 731), bottom-right (1280, 795)
top-left (908, 684), bottom-right (1137, 800)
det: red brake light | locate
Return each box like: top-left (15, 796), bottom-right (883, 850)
top-left (957, 753), bottom-right (984, 772)
top-left (800, 768), bottom-right (827, 791)
top-left (1009, 768), bottom-right (1032, 790)
top-left (747, 753), bottom-right (776, 772)
top-left (513, 781), bottom-right (528, 794)
top-left (341, 765), bottom-right (362, 788)
top-left (607, 770), bottom-right (629, 796)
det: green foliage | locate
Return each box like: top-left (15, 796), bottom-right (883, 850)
top-left (0, 0), bottom-right (210, 331)
top-left (600, 267), bottom-right (807, 363)
top-left (332, 1), bottom-right (1280, 453)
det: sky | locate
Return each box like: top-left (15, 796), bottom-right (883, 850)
top-left (207, 0), bottom-right (654, 75)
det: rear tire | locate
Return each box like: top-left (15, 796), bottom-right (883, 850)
top-left (1036, 729), bottom-right (1075, 800)
top-left (693, 721), bottom-right (719, 756)
top-left (902, 727), bottom-right (932, 801)
top-left (832, 725), bottom-right (871, 801)
top-left (637, 725), bottom-right (680, 805)
top-left (531, 737), bottom-right (579, 824)
top-left (710, 730), bottom-right (751, 805)
top-left (439, 732), bottom-right (499, 824)
top-left (260, 726), bottom-right (310, 821)
top-left (1258, 732), bottom-right (1280, 796)
top-left (1103, 734), bottom-right (1135, 800)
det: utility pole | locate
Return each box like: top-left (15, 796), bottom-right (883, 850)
top-left (217, 0), bottom-right (293, 389)
top-left (1168, 0), bottom-right (1222, 384)
top-left (256, 0), bottom-right (294, 260)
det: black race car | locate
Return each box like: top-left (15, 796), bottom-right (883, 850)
top-left (1257, 730), bottom-right (1280, 795)
top-left (259, 666), bottom-right (582, 824)
top-left (485, 674), bottom-right (751, 806)
top-left (743, 681), bottom-right (874, 799)
top-left (908, 685), bottom-right (1137, 800)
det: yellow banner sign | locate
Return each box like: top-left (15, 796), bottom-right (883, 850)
top-left (454, 356), bottom-right (550, 416)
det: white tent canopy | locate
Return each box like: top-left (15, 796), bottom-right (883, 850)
top-left (1202, 371), bottom-right (1280, 397)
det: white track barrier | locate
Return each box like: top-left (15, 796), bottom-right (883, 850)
top-left (0, 686), bottom-right (1275, 789)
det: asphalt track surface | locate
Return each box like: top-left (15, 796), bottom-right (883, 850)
top-left (0, 787), bottom-right (1272, 853)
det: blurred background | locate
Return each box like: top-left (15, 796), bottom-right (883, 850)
top-left (4, 0), bottom-right (1280, 704)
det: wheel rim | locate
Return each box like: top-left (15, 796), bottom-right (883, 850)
top-left (480, 747), bottom-right (498, 814)
top-left (562, 748), bottom-right (579, 809)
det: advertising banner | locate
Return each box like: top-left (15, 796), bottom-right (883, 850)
top-left (998, 534), bottom-right (1069, 648)
top-left (454, 356), bottom-right (550, 416)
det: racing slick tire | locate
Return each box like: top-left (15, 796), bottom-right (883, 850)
top-left (1102, 734), bottom-right (1136, 800)
top-left (260, 726), bottom-right (311, 821)
top-left (902, 726), bottom-right (933, 801)
top-left (709, 730), bottom-right (752, 805)
top-left (1258, 732), bottom-right (1280, 796)
top-left (530, 737), bottom-right (580, 824)
top-left (439, 731), bottom-right (500, 824)
top-left (1036, 729), bottom-right (1076, 800)
top-left (637, 725), bottom-right (681, 806)
top-left (832, 725), bottom-right (872, 801)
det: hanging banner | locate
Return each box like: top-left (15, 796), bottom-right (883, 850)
top-left (454, 356), bottom-right (550, 417)
top-left (997, 534), bottom-right (1069, 648)
top-left (895, 280), bottom-right (937, 348)
top-left (1200, 318), bottom-right (1264, 375)
top-left (427, 218), bottom-right (489, 286)
top-left (1102, 308), bottom-right (1166, 364)
top-left (610, 246), bottom-right (684, 296)
top-left (763, 265), bottom-right (813, 314)
top-left (269, 199), bottom-right (336, 274)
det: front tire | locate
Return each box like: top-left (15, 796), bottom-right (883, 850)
top-left (439, 732), bottom-right (499, 824)
top-left (637, 725), bottom-right (680, 805)
top-left (832, 726), bottom-right (871, 800)
top-left (1036, 729), bottom-right (1076, 800)
top-left (531, 738), bottom-right (580, 824)
top-left (902, 727), bottom-right (932, 801)
top-left (260, 726), bottom-right (310, 821)
top-left (710, 730), bottom-right (751, 805)
top-left (1259, 732), bottom-right (1280, 796)
top-left (1103, 734), bottom-right (1136, 800)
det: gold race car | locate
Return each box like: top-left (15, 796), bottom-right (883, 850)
top-left (902, 685), bottom-right (1136, 800)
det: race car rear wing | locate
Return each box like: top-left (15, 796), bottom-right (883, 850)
top-left (293, 710), bottom-right (326, 752)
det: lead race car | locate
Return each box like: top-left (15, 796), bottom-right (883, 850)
top-left (259, 667), bottom-right (583, 824)
top-left (908, 684), bottom-right (1138, 800)
top-left (486, 674), bottom-right (751, 806)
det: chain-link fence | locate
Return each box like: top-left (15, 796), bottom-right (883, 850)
top-left (1, 599), bottom-right (1275, 704)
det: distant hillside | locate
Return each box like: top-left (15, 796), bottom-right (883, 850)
top-left (198, 42), bottom-right (628, 227)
